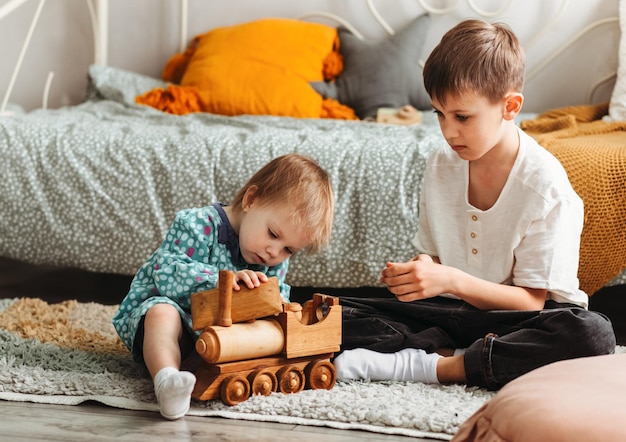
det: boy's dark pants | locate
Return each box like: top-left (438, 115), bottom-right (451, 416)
top-left (339, 296), bottom-right (616, 390)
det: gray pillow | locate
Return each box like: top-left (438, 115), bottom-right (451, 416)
top-left (311, 14), bottom-right (431, 119)
top-left (87, 64), bottom-right (166, 106)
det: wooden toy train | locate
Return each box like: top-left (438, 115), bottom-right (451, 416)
top-left (185, 269), bottom-right (341, 405)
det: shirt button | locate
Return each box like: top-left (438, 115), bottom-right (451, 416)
top-left (471, 215), bottom-right (478, 221)
top-left (470, 232), bottom-right (476, 238)
top-left (472, 248), bottom-right (478, 255)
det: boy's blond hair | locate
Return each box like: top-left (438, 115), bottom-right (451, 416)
top-left (423, 19), bottom-right (525, 105)
top-left (231, 154), bottom-right (334, 253)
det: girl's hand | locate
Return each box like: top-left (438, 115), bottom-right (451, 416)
top-left (233, 270), bottom-right (268, 291)
top-left (380, 254), bottom-right (450, 302)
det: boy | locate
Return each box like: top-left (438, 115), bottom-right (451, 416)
top-left (334, 20), bottom-right (615, 390)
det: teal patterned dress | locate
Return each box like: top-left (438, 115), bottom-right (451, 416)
top-left (112, 203), bottom-right (290, 354)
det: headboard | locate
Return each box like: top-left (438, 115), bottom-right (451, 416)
top-left (0, 0), bottom-right (620, 113)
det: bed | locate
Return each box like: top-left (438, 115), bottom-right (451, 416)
top-left (0, 0), bottom-right (624, 298)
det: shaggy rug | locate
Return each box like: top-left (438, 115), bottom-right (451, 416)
top-left (0, 297), bottom-right (498, 440)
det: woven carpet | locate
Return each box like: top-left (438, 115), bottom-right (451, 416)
top-left (0, 297), bottom-right (498, 440)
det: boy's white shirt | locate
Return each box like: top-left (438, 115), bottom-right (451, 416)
top-left (414, 127), bottom-right (589, 309)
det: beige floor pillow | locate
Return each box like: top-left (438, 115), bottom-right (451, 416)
top-left (452, 353), bottom-right (626, 442)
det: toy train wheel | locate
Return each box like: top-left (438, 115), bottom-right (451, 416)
top-left (305, 360), bottom-right (336, 390)
top-left (220, 374), bottom-right (251, 405)
top-left (276, 365), bottom-right (305, 394)
top-left (248, 369), bottom-right (278, 397)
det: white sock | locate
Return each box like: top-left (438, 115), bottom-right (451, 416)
top-left (153, 367), bottom-right (196, 420)
top-left (453, 348), bottom-right (467, 356)
top-left (334, 348), bottom-right (441, 384)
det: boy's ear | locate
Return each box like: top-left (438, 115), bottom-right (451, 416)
top-left (503, 93), bottom-right (523, 120)
top-left (241, 185), bottom-right (259, 210)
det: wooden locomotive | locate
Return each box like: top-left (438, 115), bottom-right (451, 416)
top-left (186, 270), bottom-right (341, 405)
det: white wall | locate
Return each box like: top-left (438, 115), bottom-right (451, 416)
top-left (0, 0), bottom-right (620, 113)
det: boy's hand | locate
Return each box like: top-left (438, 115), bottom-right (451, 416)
top-left (380, 254), bottom-right (447, 302)
top-left (233, 270), bottom-right (268, 291)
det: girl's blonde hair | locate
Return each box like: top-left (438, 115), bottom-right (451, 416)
top-left (231, 154), bottom-right (334, 253)
top-left (423, 19), bottom-right (525, 105)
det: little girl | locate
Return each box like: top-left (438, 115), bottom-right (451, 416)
top-left (113, 153), bottom-right (334, 419)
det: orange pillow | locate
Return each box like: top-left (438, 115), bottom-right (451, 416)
top-left (137, 18), bottom-right (356, 119)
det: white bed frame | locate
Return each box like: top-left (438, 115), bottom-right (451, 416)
top-left (0, 0), bottom-right (107, 114)
top-left (0, 0), bottom-right (620, 114)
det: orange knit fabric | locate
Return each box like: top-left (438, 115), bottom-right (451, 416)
top-left (321, 98), bottom-right (357, 119)
top-left (161, 39), bottom-right (199, 85)
top-left (322, 42), bottom-right (343, 81)
top-left (521, 103), bottom-right (626, 295)
top-left (135, 84), bottom-right (202, 115)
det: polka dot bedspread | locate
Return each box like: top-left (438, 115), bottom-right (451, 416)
top-left (1, 65), bottom-right (624, 290)
top-left (0, 66), bottom-right (442, 289)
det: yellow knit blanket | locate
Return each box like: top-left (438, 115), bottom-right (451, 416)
top-left (521, 103), bottom-right (626, 295)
